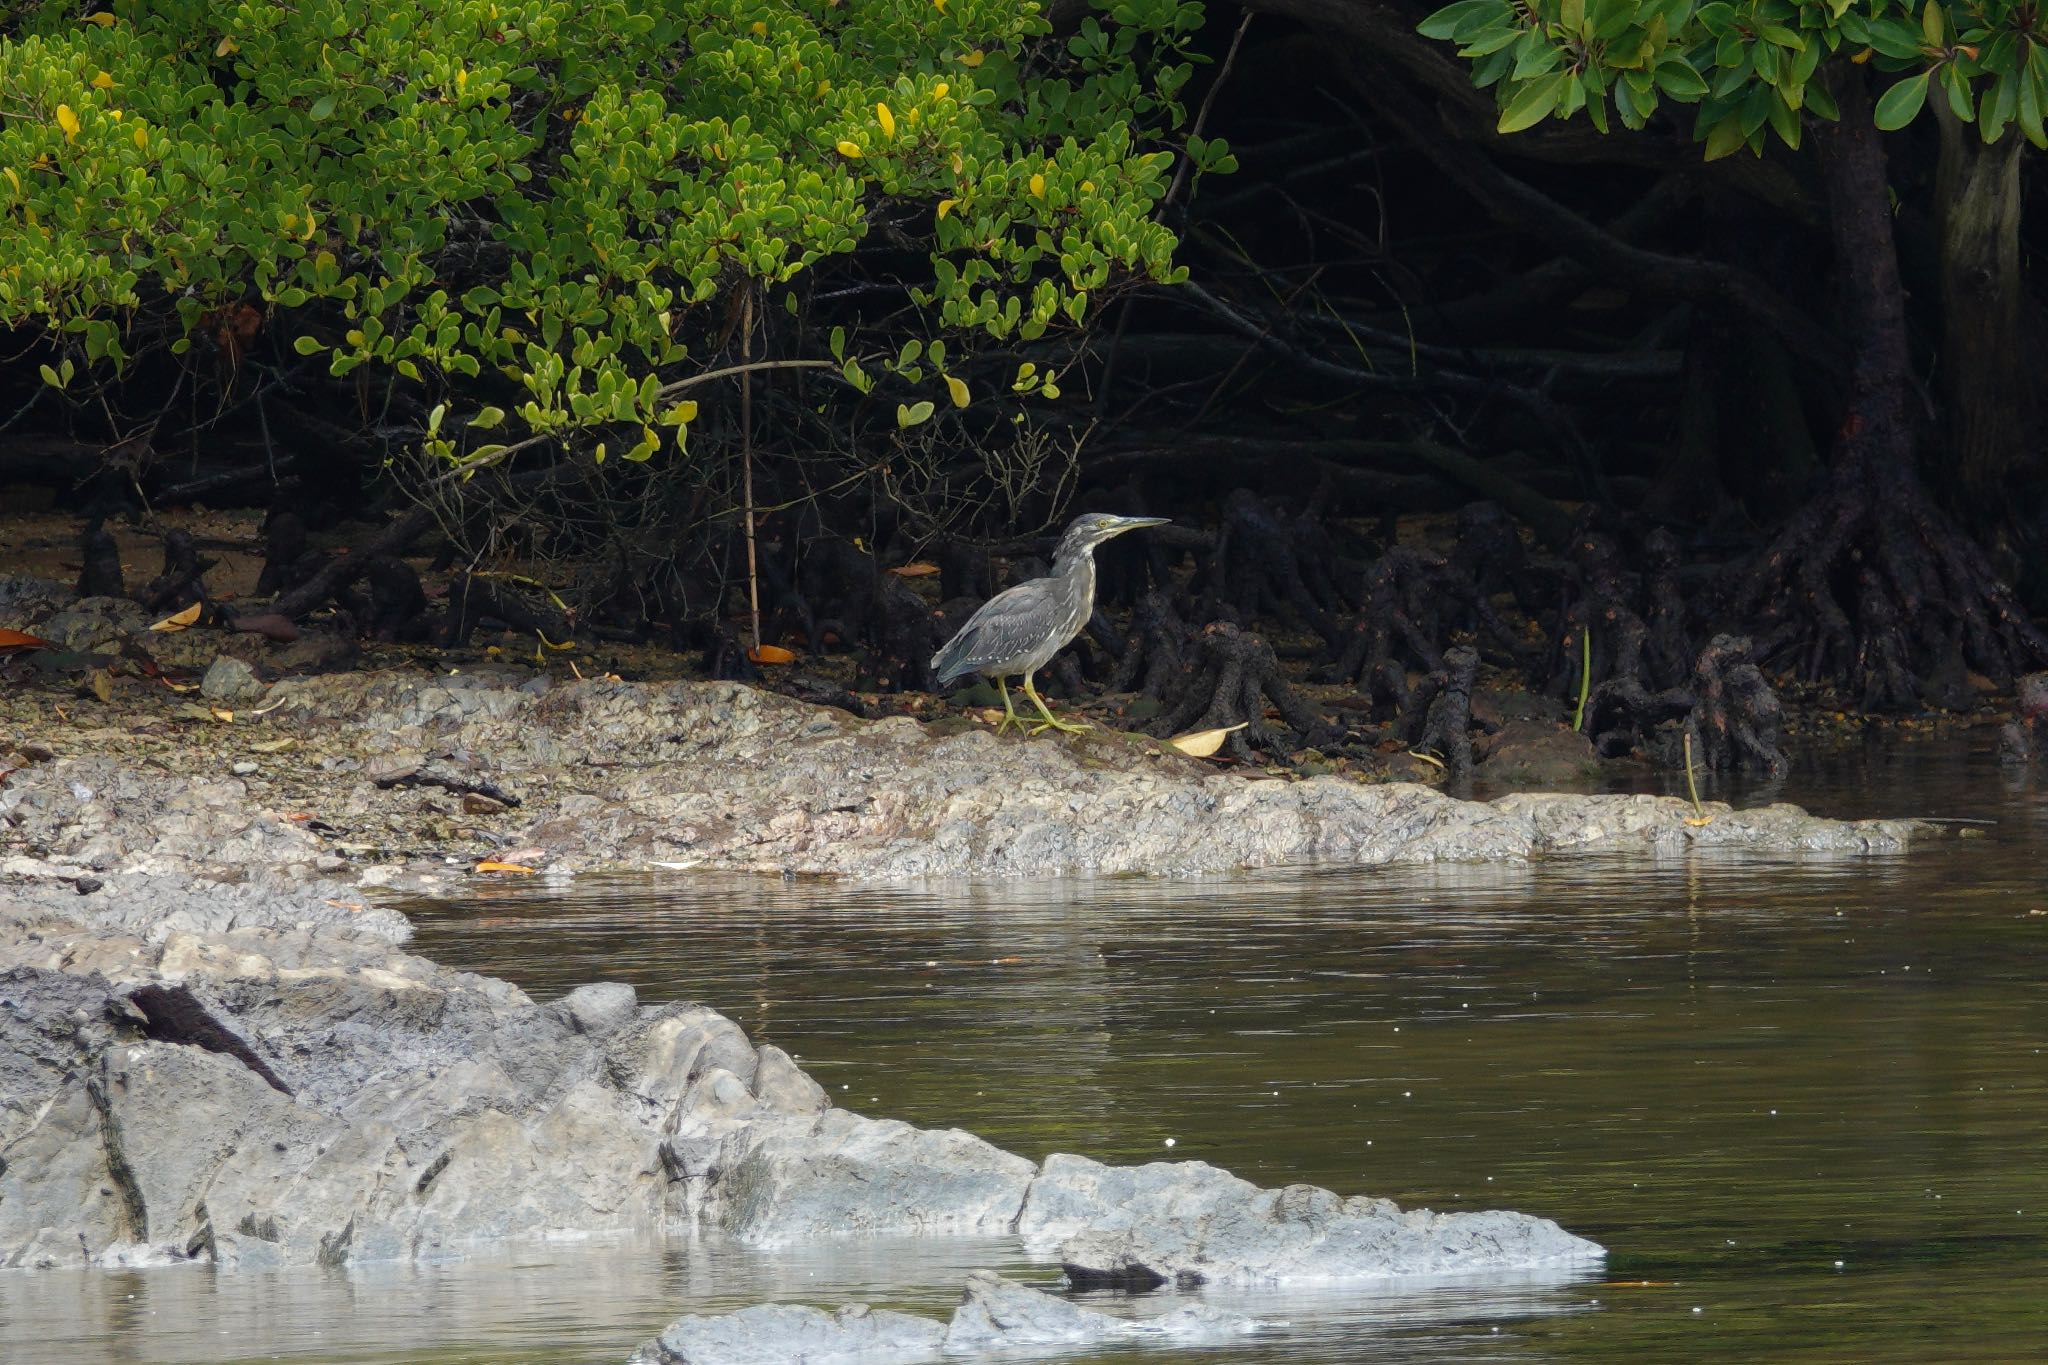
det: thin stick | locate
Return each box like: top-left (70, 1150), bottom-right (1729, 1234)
top-left (741, 287), bottom-right (761, 656)
top-left (1571, 627), bottom-right (1591, 732)
top-left (1682, 731), bottom-right (1707, 819)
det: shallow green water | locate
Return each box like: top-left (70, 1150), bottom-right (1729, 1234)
top-left (6, 740), bottom-right (2045, 1362)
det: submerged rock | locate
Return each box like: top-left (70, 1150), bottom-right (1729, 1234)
top-left (629, 1302), bottom-right (947, 1365)
top-left (943, 1268), bottom-right (1260, 1348)
top-left (627, 1270), bottom-right (1263, 1363)
top-left (1019, 1153), bottom-right (1599, 1288)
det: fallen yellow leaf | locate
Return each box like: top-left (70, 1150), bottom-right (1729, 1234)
top-left (148, 601), bottom-right (203, 631)
top-left (749, 644), bottom-right (797, 665)
top-left (475, 860), bottom-right (538, 875)
top-left (1167, 723), bottom-right (1248, 758)
top-left (888, 562), bottom-right (940, 578)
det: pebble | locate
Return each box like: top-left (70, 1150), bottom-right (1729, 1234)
top-left (231, 761), bottom-right (259, 776)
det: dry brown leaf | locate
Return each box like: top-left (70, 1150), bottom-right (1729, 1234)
top-left (0, 627), bottom-right (58, 653)
top-left (209, 707), bottom-right (235, 723)
top-left (249, 737), bottom-right (296, 754)
top-left (148, 602), bottom-right (203, 632)
top-left (1683, 815), bottom-right (1715, 828)
top-left (749, 644), bottom-right (797, 665)
top-left (474, 860), bottom-right (538, 875)
top-left (1166, 722), bottom-right (1247, 758)
top-left (83, 669), bottom-right (114, 704)
top-left (888, 562), bottom-right (940, 577)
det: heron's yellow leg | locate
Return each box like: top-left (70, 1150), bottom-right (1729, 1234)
top-left (1022, 670), bottom-right (1090, 735)
top-left (992, 677), bottom-right (1022, 734)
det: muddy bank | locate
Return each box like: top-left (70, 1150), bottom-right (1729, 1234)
top-left (0, 878), bottom-right (1600, 1283)
top-left (2, 671), bottom-right (1926, 887)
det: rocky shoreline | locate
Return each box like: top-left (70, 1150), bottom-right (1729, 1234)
top-left (0, 669), bottom-right (1952, 1359)
top-left (2, 670), bottom-right (1928, 893)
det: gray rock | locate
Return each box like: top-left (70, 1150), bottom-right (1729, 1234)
top-left (39, 597), bottom-right (145, 652)
top-left (1020, 1153), bottom-right (1601, 1288)
top-left (628, 1273), bottom-right (1258, 1365)
top-left (1, 897), bottom-right (736, 1269)
top-left (199, 656), bottom-right (265, 705)
top-left (0, 673), bottom-right (1930, 885)
top-left (560, 981), bottom-right (638, 1035)
top-left (689, 1110), bottom-right (1038, 1245)
top-left (1, 882), bottom-right (1609, 1287)
top-left (629, 1302), bottom-right (946, 1365)
top-left (942, 1268), bottom-right (1259, 1350)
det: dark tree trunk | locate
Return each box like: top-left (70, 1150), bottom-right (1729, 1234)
top-left (1932, 104), bottom-right (2034, 521)
top-left (1733, 70), bottom-right (2048, 703)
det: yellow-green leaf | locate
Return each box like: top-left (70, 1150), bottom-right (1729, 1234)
top-left (937, 197), bottom-right (958, 220)
top-left (1497, 74), bottom-right (1565, 134)
top-left (836, 140), bottom-right (863, 158)
top-left (1167, 723), bottom-right (1247, 758)
top-left (1029, 172), bottom-right (1046, 197)
top-left (877, 102), bottom-right (895, 139)
top-left (54, 104), bottom-right (79, 140)
top-left (944, 374), bottom-right (970, 408)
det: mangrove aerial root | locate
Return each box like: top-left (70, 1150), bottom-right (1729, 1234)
top-left (137, 529), bottom-right (216, 615)
top-left (1152, 620), bottom-right (1330, 761)
top-left (76, 520), bottom-right (124, 599)
top-left (1112, 588), bottom-right (1195, 699)
top-left (1735, 465), bottom-right (2048, 710)
top-left (1200, 488), bottom-right (1351, 650)
top-left (1402, 644), bottom-right (1481, 785)
top-left (1687, 633), bottom-right (1788, 775)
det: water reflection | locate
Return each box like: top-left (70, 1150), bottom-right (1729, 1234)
top-left (5, 741), bottom-right (2044, 1362)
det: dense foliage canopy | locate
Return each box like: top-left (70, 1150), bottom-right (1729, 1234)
top-left (1418, 0), bottom-right (2048, 151)
top-left (0, 0), bottom-right (1214, 472)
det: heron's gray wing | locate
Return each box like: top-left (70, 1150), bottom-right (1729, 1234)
top-left (930, 578), bottom-right (1063, 681)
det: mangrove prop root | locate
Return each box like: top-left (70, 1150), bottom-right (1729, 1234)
top-left (1114, 589), bottom-right (1194, 698)
top-left (1735, 471), bottom-right (2048, 708)
top-left (138, 529), bottom-right (217, 615)
top-left (1405, 645), bottom-right (1480, 784)
top-left (362, 556), bottom-right (430, 643)
top-left (1152, 620), bottom-right (1330, 761)
top-left (1687, 633), bottom-right (1788, 775)
top-left (441, 574), bottom-right (566, 649)
top-left (76, 520), bottom-right (124, 599)
top-left (1200, 488), bottom-right (1350, 650)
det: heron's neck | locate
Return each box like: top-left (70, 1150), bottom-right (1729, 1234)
top-left (1053, 544), bottom-right (1097, 621)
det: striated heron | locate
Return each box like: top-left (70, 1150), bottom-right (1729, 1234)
top-left (930, 512), bottom-right (1169, 735)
